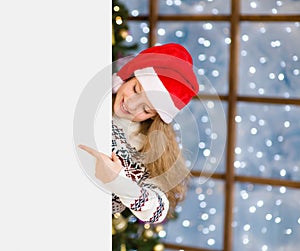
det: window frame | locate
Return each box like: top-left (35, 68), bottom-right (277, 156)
top-left (127, 1), bottom-right (300, 250)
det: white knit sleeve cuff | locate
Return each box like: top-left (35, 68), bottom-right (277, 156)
top-left (102, 169), bottom-right (141, 199)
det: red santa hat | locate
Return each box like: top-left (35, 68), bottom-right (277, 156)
top-left (112, 43), bottom-right (199, 124)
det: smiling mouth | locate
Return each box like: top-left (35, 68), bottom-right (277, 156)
top-left (121, 99), bottom-right (130, 114)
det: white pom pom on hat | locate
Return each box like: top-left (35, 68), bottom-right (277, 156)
top-left (112, 43), bottom-right (199, 124)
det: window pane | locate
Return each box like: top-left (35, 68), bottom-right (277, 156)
top-left (239, 22), bottom-right (300, 98)
top-left (157, 21), bottom-right (230, 95)
top-left (159, 0), bottom-right (231, 14)
top-left (241, 0), bottom-right (300, 14)
top-left (234, 183), bottom-right (300, 251)
top-left (163, 177), bottom-right (224, 250)
top-left (121, 21), bottom-right (149, 55)
top-left (118, 0), bottom-right (149, 16)
top-left (175, 99), bottom-right (227, 174)
top-left (236, 103), bottom-right (300, 181)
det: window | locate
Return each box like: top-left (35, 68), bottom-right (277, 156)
top-left (119, 1), bottom-right (300, 250)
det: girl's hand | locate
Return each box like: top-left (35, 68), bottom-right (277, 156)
top-left (78, 144), bottom-right (123, 183)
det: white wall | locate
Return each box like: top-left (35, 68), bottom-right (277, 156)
top-left (0, 1), bottom-right (111, 250)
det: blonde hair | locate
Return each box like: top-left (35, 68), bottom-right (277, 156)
top-left (139, 116), bottom-right (190, 219)
top-left (112, 94), bottom-right (190, 219)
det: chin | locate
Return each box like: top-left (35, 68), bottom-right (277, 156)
top-left (114, 110), bottom-right (123, 118)
top-left (114, 109), bottom-right (128, 120)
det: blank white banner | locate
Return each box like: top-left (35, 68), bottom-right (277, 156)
top-left (0, 1), bottom-right (111, 250)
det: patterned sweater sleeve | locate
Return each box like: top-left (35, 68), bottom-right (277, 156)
top-left (104, 169), bottom-right (169, 224)
top-left (106, 120), bottom-right (169, 224)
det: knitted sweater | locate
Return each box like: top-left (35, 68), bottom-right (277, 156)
top-left (104, 115), bottom-right (169, 224)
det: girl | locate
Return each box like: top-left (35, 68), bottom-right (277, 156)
top-left (79, 43), bottom-right (199, 224)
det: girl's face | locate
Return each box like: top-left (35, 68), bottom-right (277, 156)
top-left (114, 77), bottom-right (157, 122)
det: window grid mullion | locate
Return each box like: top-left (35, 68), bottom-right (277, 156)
top-left (126, 1), bottom-right (300, 250)
top-left (194, 95), bottom-right (300, 106)
top-left (148, 0), bottom-right (158, 47)
top-left (191, 171), bottom-right (300, 189)
top-left (128, 15), bottom-right (300, 22)
top-left (164, 242), bottom-right (222, 251)
top-left (223, 0), bottom-right (241, 250)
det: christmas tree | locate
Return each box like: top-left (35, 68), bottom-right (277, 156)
top-left (112, 0), bottom-right (138, 62)
top-left (112, 2), bottom-right (167, 250)
top-left (112, 209), bottom-right (166, 251)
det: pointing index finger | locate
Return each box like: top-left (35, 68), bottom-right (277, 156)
top-left (78, 144), bottom-right (99, 158)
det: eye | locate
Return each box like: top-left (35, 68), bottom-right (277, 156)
top-left (134, 80), bottom-right (142, 93)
